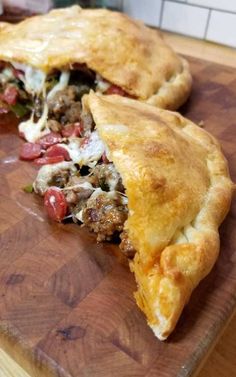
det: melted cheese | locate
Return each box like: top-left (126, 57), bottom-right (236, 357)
top-left (60, 131), bottom-right (105, 165)
top-left (75, 187), bottom-right (104, 222)
top-left (12, 62), bottom-right (49, 141)
top-left (33, 161), bottom-right (76, 195)
top-left (12, 62), bottom-right (27, 71)
top-left (23, 66), bottom-right (46, 95)
top-left (121, 195), bottom-right (128, 205)
top-left (75, 188), bottom-right (125, 223)
top-left (14, 65), bottom-right (71, 142)
top-left (18, 102), bottom-right (49, 142)
top-left (47, 70), bottom-right (70, 100)
top-left (59, 138), bottom-right (81, 163)
top-left (65, 181), bottom-right (94, 191)
top-left (0, 67), bottom-right (15, 84)
top-left (12, 62), bottom-right (69, 97)
top-left (106, 169), bottom-right (121, 191)
top-left (95, 73), bottom-right (110, 93)
top-left (75, 210), bottom-right (83, 222)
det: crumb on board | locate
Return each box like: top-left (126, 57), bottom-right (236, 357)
top-left (198, 120), bottom-right (205, 128)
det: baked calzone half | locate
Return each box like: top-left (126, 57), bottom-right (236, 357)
top-left (32, 92), bottom-right (233, 340)
top-left (0, 6), bottom-right (191, 143)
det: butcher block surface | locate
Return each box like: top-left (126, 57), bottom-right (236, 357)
top-left (0, 56), bottom-right (236, 377)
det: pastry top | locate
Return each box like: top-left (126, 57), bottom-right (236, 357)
top-left (85, 92), bottom-right (232, 265)
top-left (0, 6), bottom-right (191, 104)
top-left (84, 92), bottom-right (233, 339)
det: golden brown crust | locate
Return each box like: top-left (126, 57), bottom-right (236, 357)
top-left (83, 92), bottom-right (233, 340)
top-left (146, 58), bottom-right (192, 110)
top-left (0, 22), bottom-right (10, 31)
top-left (0, 6), bottom-right (191, 110)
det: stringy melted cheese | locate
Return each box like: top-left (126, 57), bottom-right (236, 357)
top-left (17, 67), bottom-right (70, 142)
top-left (60, 131), bottom-right (105, 165)
top-left (33, 161), bottom-right (76, 195)
top-left (0, 67), bottom-right (15, 84)
top-left (19, 102), bottom-right (50, 142)
top-left (24, 66), bottom-right (46, 95)
top-left (95, 73), bottom-right (110, 93)
top-left (47, 70), bottom-right (70, 100)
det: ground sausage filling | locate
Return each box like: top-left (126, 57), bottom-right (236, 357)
top-left (0, 61), bottom-right (135, 257)
top-left (33, 114), bottom-right (136, 259)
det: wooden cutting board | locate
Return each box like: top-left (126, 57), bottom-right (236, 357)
top-left (0, 56), bottom-right (235, 377)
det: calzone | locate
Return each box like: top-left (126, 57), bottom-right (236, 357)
top-left (33, 92), bottom-right (233, 340)
top-left (0, 6), bottom-right (191, 143)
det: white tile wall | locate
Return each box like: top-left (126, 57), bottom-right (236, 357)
top-left (188, 0), bottom-right (236, 13)
top-left (161, 1), bottom-right (209, 38)
top-left (207, 10), bottom-right (236, 48)
top-left (123, 0), bottom-right (163, 27)
top-left (123, 0), bottom-right (236, 48)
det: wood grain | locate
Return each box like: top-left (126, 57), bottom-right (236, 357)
top-left (0, 56), bottom-right (235, 377)
top-left (162, 31), bottom-right (236, 69)
top-left (198, 312), bottom-right (236, 377)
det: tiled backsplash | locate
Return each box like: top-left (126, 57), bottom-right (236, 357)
top-left (123, 0), bottom-right (236, 48)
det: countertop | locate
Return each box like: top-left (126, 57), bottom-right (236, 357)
top-left (0, 31), bottom-right (236, 377)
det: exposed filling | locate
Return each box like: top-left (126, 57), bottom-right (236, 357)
top-left (0, 61), bottom-right (130, 151)
top-left (0, 61), bottom-right (135, 257)
top-left (33, 114), bottom-right (136, 259)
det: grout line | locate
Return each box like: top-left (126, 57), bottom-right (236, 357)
top-left (159, 0), bottom-right (165, 28)
top-left (204, 9), bottom-right (211, 40)
top-left (167, 0), bottom-right (236, 16)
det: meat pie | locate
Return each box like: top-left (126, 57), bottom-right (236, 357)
top-left (0, 6), bottom-right (192, 154)
top-left (32, 92), bottom-right (233, 340)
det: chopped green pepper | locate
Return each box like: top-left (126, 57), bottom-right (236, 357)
top-left (22, 184), bottom-right (34, 193)
top-left (10, 103), bottom-right (29, 118)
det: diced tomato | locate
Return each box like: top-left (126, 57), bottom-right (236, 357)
top-left (61, 122), bottom-right (84, 138)
top-left (19, 142), bottom-right (43, 161)
top-left (102, 152), bottom-right (109, 164)
top-left (34, 155), bottom-right (64, 165)
top-left (45, 145), bottom-right (71, 161)
top-left (44, 187), bottom-right (68, 222)
top-left (3, 86), bottom-right (18, 105)
top-left (37, 132), bottom-right (62, 149)
top-left (105, 84), bottom-right (126, 96)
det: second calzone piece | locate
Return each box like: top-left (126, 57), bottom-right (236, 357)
top-left (0, 6), bottom-right (191, 143)
top-left (33, 92), bottom-right (233, 340)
